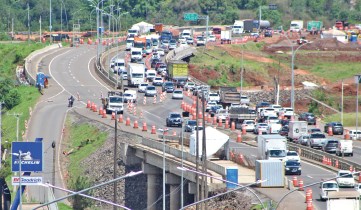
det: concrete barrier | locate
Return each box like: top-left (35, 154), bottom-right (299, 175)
top-left (24, 44), bottom-right (62, 85)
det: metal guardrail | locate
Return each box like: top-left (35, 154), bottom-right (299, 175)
top-left (288, 142), bottom-right (360, 172)
top-left (24, 44), bottom-right (61, 85)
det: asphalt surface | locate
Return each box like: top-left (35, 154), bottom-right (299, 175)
top-left (24, 42), bottom-right (361, 210)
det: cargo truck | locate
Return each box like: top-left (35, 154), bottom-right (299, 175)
top-left (219, 87), bottom-right (241, 107)
top-left (127, 63), bottom-right (145, 87)
top-left (257, 134), bottom-right (287, 161)
top-left (228, 107), bottom-right (257, 123)
top-left (290, 20), bottom-right (304, 32)
top-left (307, 21), bottom-right (323, 35)
top-left (327, 191), bottom-right (360, 210)
top-left (167, 60), bottom-right (188, 81)
top-left (243, 19), bottom-right (255, 33)
top-left (101, 91), bottom-right (124, 114)
top-left (155, 23), bottom-right (163, 33)
top-left (221, 30), bottom-right (232, 44)
top-left (288, 121), bottom-right (308, 142)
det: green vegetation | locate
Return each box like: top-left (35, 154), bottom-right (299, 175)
top-left (324, 113), bottom-right (361, 127)
top-left (65, 119), bottom-right (108, 179)
top-left (308, 62), bottom-right (361, 83)
top-left (1, 0), bottom-right (360, 36)
top-left (58, 203), bottom-right (73, 210)
top-left (64, 118), bottom-right (108, 209)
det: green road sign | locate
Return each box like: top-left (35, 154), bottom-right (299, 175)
top-left (184, 13), bottom-right (198, 21)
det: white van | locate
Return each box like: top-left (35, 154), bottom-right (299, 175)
top-left (126, 37), bottom-right (134, 51)
top-left (146, 69), bottom-right (157, 81)
top-left (336, 140), bottom-right (353, 156)
top-left (181, 30), bottom-right (192, 39)
top-left (124, 90), bottom-right (137, 103)
top-left (113, 58), bottom-right (125, 73)
top-left (349, 130), bottom-right (361, 140)
top-left (130, 47), bottom-right (143, 62)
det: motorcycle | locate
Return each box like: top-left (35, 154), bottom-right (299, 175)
top-left (68, 98), bottom-right (74, 107)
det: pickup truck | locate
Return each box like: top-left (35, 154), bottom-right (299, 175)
top-left (309, 132), bottom-right (326, 148)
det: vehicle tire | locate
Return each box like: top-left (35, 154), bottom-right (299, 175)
top-left (351, 153), bottom-right (353, 157)
top-left (298, 172), bottom-right (302, 175)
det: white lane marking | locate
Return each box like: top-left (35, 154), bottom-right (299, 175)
top-left (87, 56), bottom-right (110, 92)
top-left (142, 110), bottom-right (162, 120)
top-left (307, 175), bottom-right (313, 179)
top-left (301, 161), bottom-right (336, 174)
top-left (251, 155), bottom-right (257, 157)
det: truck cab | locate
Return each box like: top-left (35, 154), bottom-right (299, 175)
top-left (102, 91), bottom-right (124, 114)
top-left (257, 135), bottom-right (287, 161)
top-left (320, 181), bottom-right (339, 200)
top-left (126, 37), bottom-right (134, 51)
top-left (130, 47), bottom-right (143, 62)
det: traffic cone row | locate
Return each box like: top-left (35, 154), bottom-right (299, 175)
top-left (305, 188), bottom-right (313, 210)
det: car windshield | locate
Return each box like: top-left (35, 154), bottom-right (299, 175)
top-left (245, 121), bottom-right (254, 125)
top-left (269, 150), bottom-right (286, 157)
top-left (170, 114), bottom-right (181, 118)
top-left (287, 152), bottom-right (298, 156)
top-left (174, 90), bottom-right (182, 94)
top-left (147, 87), bottom-right (156, 90)
top-left (132, 73), bottom-right (143, 78)
top-left (155, 78), bottom-right (162, 81)
top-left (126, 40), bottom-right (134, 44)
top-left (259, 123), bottom-right (268, 127)
top-left (323, 183), bottom-right (338, 188)
top-left (334, 123), bottom-right (343, 126)
top-left (109, 97), bottom-right (123, 103)
top-left (165, 82), bottom-right (173, 86)
top-left (170, 40), bottom-right (176, 44)
top-left (124, 94), bottom-right (132, 97)
top-left (132, 51), bottom-right (141, 55)
top-left (311, 129), bottom-right (321, 132)
top-left (339, 173), bottom-right (353, 178)
top-left (148, 73), bottom-right (156, 76)
top-left (140, 84), bottom-right (148, 87)
top-left (115, 63), bottom-right (125, 67)
top-left (210, 93), bottom-right (218, 96)
top-left (286, 161), bottom-right (300, 166)
top-left (187, 121), bottom-right (196, 126)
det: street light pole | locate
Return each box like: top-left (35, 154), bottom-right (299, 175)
top-left (49, 0), bottom-right (52, 43)
top-left (158, 128), bottom-right (170, 210)
top-left (12, 151), bottom-right (25, 210)
top-left (355, 75), bottom-right (361, 138)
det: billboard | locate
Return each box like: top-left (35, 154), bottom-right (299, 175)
top-left (12, 176), bottom-right (42, 186)
top-left (11, 142), bottom-right (43, 172)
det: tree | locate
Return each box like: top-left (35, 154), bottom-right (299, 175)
top-left (4, 89), bottom-right (21, 110)
top-left (69, 176), bottom-right (93, 209)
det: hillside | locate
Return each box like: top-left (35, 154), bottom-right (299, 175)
top-left (0, 0), bottom-right (360, 36)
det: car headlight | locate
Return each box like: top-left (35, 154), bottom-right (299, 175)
top-left (299, 167), bottom-right (301, 170)
top-left (285, 167), bottom-right (289, 170)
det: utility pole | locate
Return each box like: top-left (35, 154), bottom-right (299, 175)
top-left (7, 113), bottom-right (23, 142)
top-left (0, 102), bottom-right (4, 167)
top-left (52, 141), bottom-right (56, 192)
top-left (195, 97), bottom-right (199, 210)
top-left (113, 111), bottom-right (118, 210)
top-left (49, 0), bottom-right (52, 43)
top-left (39, 16), bottom-right (42, 43)
top-left (61, 3), bottom-right (63, 32)
top-left (201, 92), bottom-right (208, 210)
top-left (28, 2), bottom-right (30, 43)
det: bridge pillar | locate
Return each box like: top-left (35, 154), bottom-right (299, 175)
top-left (188, 182), bottom-right (197, 202)
top-left (143, 163), bottom-right (162, 210)
top-left (166, 174), bottom-right (181, 210)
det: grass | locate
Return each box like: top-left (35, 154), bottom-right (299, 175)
top-left (307, 62), bottom-right (361, 83)
top-left (65, 117), bottom-right (108, 179)
top-left (58, 203), bottom-right (73, 210)
top-left (324, 112), bottom-right (361, 127)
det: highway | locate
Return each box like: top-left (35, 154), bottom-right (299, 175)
top-left (25, 40), bottom-right (361, 210)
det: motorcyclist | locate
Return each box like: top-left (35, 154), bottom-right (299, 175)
top-left (68, 95), bottom-right (74, 107)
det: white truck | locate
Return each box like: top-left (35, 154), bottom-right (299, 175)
top-left (180, 29), bottom-right (192, 39)
top-left (290, 20), bottom-right (304, 32)
top-left (102, 91), bottom-right (124, 114)
top-left (327, 191), bottom-right (360, 210)
top-left (221, 30), bottom-right (232, 44)
top-left (336, 140), bottom-right (353, 156)
top-left (288, 121), bottom-right (308, 142)
top-left (146, 69), bottom-right (157, 81)
top-left (257, 134), bottom-right (287, 161)
top-left (130, 47), bottom-right (143, 63)
top-left (126, 37), bottom-right (134, 51)
top-left (232, 20), bottom-right (244, 34)
top-left (113, 58), bottom-right (125, 73)
top-left (128, 25), bottom-right (140, 37)
top-left (266, 122), bottom-right (282, 134)
top-left (127, 63), bottom-right (145, 87)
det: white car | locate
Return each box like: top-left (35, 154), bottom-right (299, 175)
top-left (319, 181), bottom-right (339, 200)
top-left (196, 36), bottom-right (206, 46)
top-left (284, 151), bottom-right (300, 162)
top-left (261, 108), bottom-right (278, 118)
top-left (138, 83), bottom-right (149, 93)
top-left (179, 41), bottom-right (188, 47)
top-left (215, 109), bottom-right (229, 122)
top-left (206, 101), bottom-right (217, 112)
top-left (186, 37), bottom-right (194, 45)
top-left (156, 48), bottom-right (165, 56)
top-left (254, 123), bottom-right (268, 134)
top-left (178, 37), bottom-right (187, 43)
top-left (145, 85), bottom-right (157, 97)
top-left (241, 120), bottom-right (255, 132)
top-left (269, 104), bottom-right (283, 113)
top-left (172, 90), bottom-right (183, 99)
top-left (123, 90), bottom-right (137, 103)
top-left (151, 52), bottom-right (160, 60)
top-left (266, 122), bottom-right (282, 134)
top-left (184, 82), bottom-right (196, 91)
top-left (336, 170), bottom-right (355, 188)
top-left (208, 35), bottom-right (216, 42)
top-left (280, 107), bottom-right (294, 118)
top-left (208, 92), bottom-right (220, 103)
top-left (153, 77), bottom-right (164, 86)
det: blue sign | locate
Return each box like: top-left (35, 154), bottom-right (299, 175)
top-left (226, 167), bottom-right (238, 189)
top-left (12, 142), bottom-right (43, 172)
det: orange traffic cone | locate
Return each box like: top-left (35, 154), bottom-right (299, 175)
top-left (231, 122), bottom-right (235, 131)
top-left (207, 115), bottom-right (212, 124)
top-left (328, 126), bottom-right (333, 136)
top-left (102, 109), bottom-right (107, 118)
top-left (298, 179), bottom-right (304, 191)
top-left (93, 104), bottom-right (97, 112)
top-left (172, 130), bottom-right (177, 136)
top-left (151, 125), bottom-right (156, 134)
top-left (218, 119), bottom-right (223, 127)
top-left (293, 176), bottom-right (298, 187)
top-left (118, 114), bottom-right (123, 123)
top-left (142, 122), bottom-right (147, 131)
top-left (87, 100), bottom-right (91, 108)
top-left (237, 134), bottom-right (242, 143)
top-left (125, 117), bottom-right (130, 126)
top-left (242, 125), bottom-right (247, 135)
top-left (133, 120), bottom-right (139, 129)
top-left (224, 120), bottom-right (229, 129)
top-left (213, 116), bottom-right (217, 125)
top-left (99, 106), bottom-right (103, 115)
top-left (111, 112), bottom-right (116, 120)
